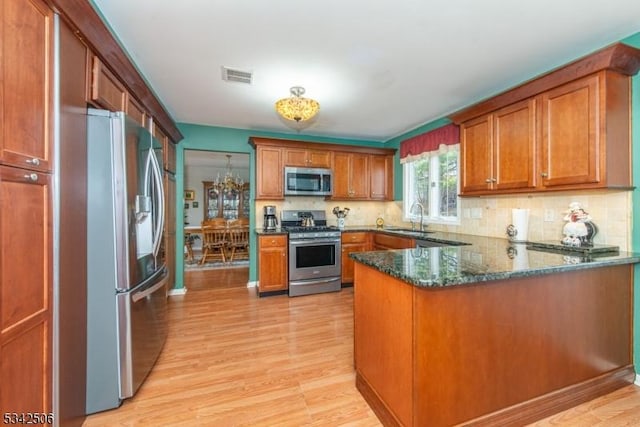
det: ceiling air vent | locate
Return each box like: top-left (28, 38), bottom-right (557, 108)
top-left (221, 67), bottom-right (252, 84)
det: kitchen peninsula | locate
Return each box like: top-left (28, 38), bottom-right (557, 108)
top-left (351, 234), bottom-right (640, 426)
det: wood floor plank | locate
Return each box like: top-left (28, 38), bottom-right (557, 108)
top-left (82, 269), bottom-right (640, 426)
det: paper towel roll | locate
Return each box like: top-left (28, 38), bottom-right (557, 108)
top-left (510, 208), bottom-right (530, 242)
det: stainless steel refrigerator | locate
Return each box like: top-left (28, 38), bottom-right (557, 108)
top-left (86, 109), bottom-right (168, 414)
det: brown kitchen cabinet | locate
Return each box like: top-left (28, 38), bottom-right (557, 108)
top-left (539, 71), bottom-right (631, 190)
top-left (460, 98), bottom-right (536, 194)
top-left (369, 154), bottom-right (394, 200)
top-left (89, 55), bottom-right (127, 112)
top-left (0, 0), bottom-right (54, 174)
top-left (258, 235), bottom-right (288, 294)
top-left (341, 232), bottom-right (370, 284)
top-left (255, 145), bottom-right (284, 200)
top-left (284, 147), bottom-right (331, 168)
top-left (0, 166), bottom-right (53, 414)
top-left (452, 44), bottom-right (640, 196)
top-left (0, 0), bottom-right (54, 414)
top-left (126, 95), bottom-right (147, 128)
top-left (332, 152), bottom-right (369, 199)
top-left (372, 232), bottom-right (414, 250)
top-left (154, 124), bottom-right (176, 174)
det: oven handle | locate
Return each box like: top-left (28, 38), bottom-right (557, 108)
top-left (289, 238), bottom-right (341, 246)
top-left (289, 277), bottom-right (341, 286)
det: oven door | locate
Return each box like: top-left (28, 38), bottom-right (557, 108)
top-left (289, 237), bottom-right (341, 281)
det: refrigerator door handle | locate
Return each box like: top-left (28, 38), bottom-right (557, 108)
top-left (131, 274), bottom-right (167, 302)
top-left (150, 150), bottom-right (165, 258)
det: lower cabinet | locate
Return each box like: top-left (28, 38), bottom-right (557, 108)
top-left (257, 235), bottom-right (288, 294)
top-left (341, 232), bottom-right (370, 284)
top-left (0, 166), bottom-right (52, 413)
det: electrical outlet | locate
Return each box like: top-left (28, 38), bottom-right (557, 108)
top-left (544, 209), bottom-right (555, 222)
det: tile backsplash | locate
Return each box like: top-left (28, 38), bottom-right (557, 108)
top-left (256, 190), bottom-right (633, 251)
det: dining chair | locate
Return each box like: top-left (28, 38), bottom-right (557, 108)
top-left (200, 223), bottom-right (228, 264)
top-left (226, 226), bottom-right (250, 262)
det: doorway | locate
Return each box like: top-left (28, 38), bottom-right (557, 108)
top-left (183, 149), bottom-right (250, 290)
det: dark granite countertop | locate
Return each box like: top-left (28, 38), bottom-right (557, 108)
top-left (254, 228), bottom-right (287, 235)
top-left (350, 233), bottom-right (640, 289)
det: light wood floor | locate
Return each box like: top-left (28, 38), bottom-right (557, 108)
top-left (83, 269), bottom-right (640, 426)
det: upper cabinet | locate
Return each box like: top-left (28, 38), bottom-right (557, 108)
top-left (254, 144), bottom-right (284, 200)
top-left (332, 152), bottom-right (369, 199)
top-left (249, 137), bottom-right (396, 201)
top-left (369, 154), bottom-right (395, 200)
top-left (461, 99), bottom-right (536, 193)
top-left (0, 0), bottom-right (54, 173)
top-left (452, 43), bottom-right (640, 196)
top-left (284, 147), bottom-right (331, 168)
top-left (89, 56), bottom-right (127, 112)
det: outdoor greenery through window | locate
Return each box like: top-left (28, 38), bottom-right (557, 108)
top-left (403, 146), bottom-right (459, 225)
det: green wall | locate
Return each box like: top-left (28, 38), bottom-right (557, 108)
top-left (174, 124), bottom-right (383, 288)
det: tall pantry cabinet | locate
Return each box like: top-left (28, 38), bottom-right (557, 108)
top-left (0, 0), bottom-right (54, 415)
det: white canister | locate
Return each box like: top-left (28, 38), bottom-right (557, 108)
top-left (337, 218), bottom-right (345, 229)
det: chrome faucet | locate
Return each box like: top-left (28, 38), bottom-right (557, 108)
top-left (410, 201), bottom-right (425, 232)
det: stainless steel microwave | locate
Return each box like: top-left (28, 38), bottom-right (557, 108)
top-left (283, 167), bottom-right (333, 196)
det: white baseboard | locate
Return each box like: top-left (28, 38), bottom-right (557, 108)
top-left (636, 374), bottom-right (640, 386)
top-left (247, 281), bottom-right (258, 288)
top-left (168, 287), bottom-right (187, 296)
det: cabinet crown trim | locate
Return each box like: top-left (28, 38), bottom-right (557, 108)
top-left (249, 137), bottom-right (396, 156)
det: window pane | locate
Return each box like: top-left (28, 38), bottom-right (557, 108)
top-left (412, 158), bottom-right (430, 216)
top-left (439, 151), bottom-right (458, 217)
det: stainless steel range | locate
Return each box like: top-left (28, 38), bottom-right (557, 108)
top-left (281, 210), bottom-right (342, 297)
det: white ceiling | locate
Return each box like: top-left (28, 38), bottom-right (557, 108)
top-left (91, 0), bottom-right (640, 142)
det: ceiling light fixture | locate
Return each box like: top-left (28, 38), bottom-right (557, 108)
top-left (215, 154), bottom-right (244, 194)
top-left (275, 86), bottom-right (320, 123)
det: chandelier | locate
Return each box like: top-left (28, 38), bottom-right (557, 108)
top-left (215, 154), bottom-right (244, 193)
top-left (275, 86), bottom-right (320, 122)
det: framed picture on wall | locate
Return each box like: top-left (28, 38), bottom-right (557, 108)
top-left (192, 201), bottom-right (199, 208)
top-left (184, 190), bottom-right (195, 201)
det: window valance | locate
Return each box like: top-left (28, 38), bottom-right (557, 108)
top-left (399, 123), bottom-right (460, 161)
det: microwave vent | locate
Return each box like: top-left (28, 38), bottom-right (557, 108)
top-left (221, 67), bottom-right (252, 84)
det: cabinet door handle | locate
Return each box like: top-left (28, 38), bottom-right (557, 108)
top-left (485, 178), bottom-right (492, 183)
top-left (541, 172), bottom-right (548, 177)
top-left (26, 158), bottom-right (41, 166)
top-left (24, 173), bottom-right (38, 182)
top-left (491, 178), bottom-right (497, 183)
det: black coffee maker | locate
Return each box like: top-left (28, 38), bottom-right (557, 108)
top-left (264, 205), bottom-right (278, 231)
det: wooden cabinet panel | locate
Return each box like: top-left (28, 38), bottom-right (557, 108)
top-left (0, 0), bottom-right (54, 173)
top-left (258, 235), bottom-right (288, 293)
top-left (1, 321), bottom-right (49, 412)
top-left (332, 152), bottom-right (369, 199)
top-left (255, 146), bottom-right (283, 199)
top-left (372, 233), bottom-right (414, 250)
top-left (155, 124), bottom-right (176, 173)
top-left (493, 99), bottom-right (536, 190)
top-left (90, 56), bottom-right (127, 112)
top-left (540, 74), bottom-right (599, 187)
top-left (126, 95), bottom-right (146, 127)
top-left (0, 166), bottom-right (52, 413)
top-left (342, 232), bottom-right (370, 284)
top-left (284, 148), bottom-right (331, 168)
top-left (369, 155), bottom-right (393, 200)
top-left (461, 115), bottom-right (493, 193)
